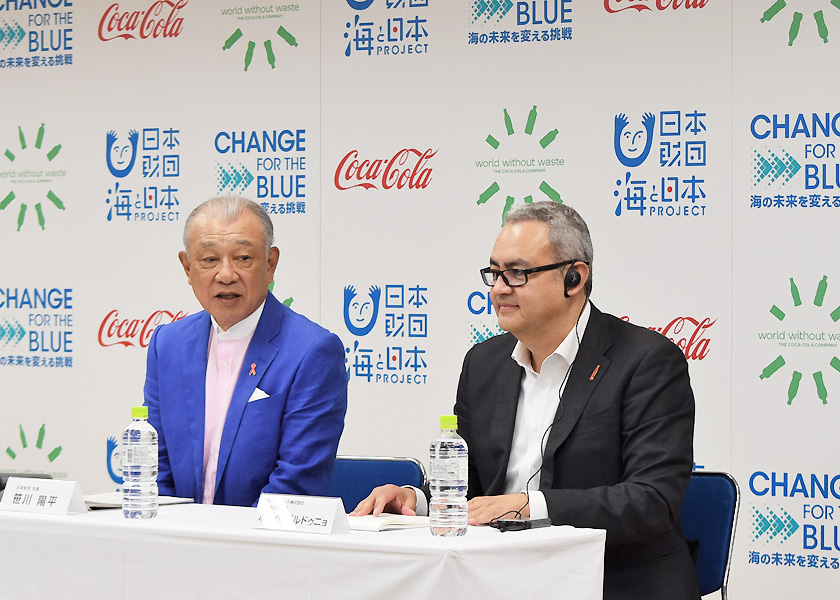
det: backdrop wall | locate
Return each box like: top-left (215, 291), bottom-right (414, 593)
top-left (1, 0), bottom-right (837, 597)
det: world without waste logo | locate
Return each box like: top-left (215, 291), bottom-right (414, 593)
top-left (0, 124), bottom-right (66, 231)
top-left (757, 274), bottom-right (840, 405)
top-left (3, 424), bottom-right (66, 479)
top-left (220, 3), bottom-right (300, 72)
top-left (474, 104), bottom-right (565, 227)
top-left (760, 0), bottom-right (840, 46)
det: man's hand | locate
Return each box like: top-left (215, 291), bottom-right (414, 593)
top-left (349, 484), bottom-right (417, 517)
top-left (467, 494), bottom-right (530, 525)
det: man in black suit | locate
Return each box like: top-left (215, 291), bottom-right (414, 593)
top-left (352, 201), bottom-right (700, 600)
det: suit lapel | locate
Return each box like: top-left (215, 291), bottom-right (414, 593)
top-left (540, 305), bottom-right (613, 488)
top-left (486, 336), bottom-right (523, 495)
top-left (182, 312), bottom-right (211, 495)
top-left (214, 295), bottom-right (283, 493)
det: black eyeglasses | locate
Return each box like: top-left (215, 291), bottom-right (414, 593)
top-left (480, 260), bottom-right (582, 288)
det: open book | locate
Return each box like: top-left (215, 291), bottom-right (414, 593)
top-left (347, 514), bottom-right (430, 532)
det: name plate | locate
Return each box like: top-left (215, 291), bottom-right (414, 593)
top-left (0, 477), bottom-right (87, 515)
top-left (256, 493), bottom-right (349, 535)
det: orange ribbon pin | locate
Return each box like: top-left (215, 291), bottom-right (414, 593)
top-left (249, 363), bottom-right (256, 376)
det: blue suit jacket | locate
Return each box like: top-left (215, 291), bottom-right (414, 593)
top-left (144, 293), bottom-right (348, 506)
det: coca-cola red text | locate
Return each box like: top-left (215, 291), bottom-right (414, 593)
top-left (334, 148), bottom-right (436, 191)
top-left (99, 0), bottom-right (188, 42)
top-left (604, 0), bottom-right (708, 13)
top-left (621, 315), bottom-right (715, 360)
top-left (98, 309), bottom-right (188, 348)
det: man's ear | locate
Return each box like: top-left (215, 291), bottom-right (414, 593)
top-left (267, 246), bottom-right (280, 282)
top-left (178, 251), bottom-right (191, 279)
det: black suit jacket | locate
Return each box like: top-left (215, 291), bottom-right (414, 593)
top-left (455, 304), bottom-right (700, 600)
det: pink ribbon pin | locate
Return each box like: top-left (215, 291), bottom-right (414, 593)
top-left (249, 363), bottom-right (256, 376)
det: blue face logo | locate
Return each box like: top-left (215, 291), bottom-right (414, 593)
top-left (106, 436), bottom-right (122, 485)
top-left (346, 0), bottom-right (375, 9)
top-left (343, 285), bottom-right (381, 336)
top-left (614, 113), bottom-right (655, 168)
top-left (106, 129), bottom-right (139, 178)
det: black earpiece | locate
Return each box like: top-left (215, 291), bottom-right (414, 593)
top-left (563, 261), bottom-right (581, 298)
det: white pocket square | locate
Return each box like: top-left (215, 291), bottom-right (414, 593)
top-left (247, 388), bottom-right (270, 403)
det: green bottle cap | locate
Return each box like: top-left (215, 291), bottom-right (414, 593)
top-left (132, 406), bottom-right (148, 419)
top-left (440, 415), bottom-right (457, 429)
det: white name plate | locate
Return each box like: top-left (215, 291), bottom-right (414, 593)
top-left (0, 478), bottom-right (87, 515)
top-left (256, 493), bottom-right (349, 535)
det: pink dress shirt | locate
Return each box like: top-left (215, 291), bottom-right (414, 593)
top-left (201, 303), bottom-right (264, 504)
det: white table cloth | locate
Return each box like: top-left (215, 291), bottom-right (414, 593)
top-left (0, 503), bottom-right (605, 599)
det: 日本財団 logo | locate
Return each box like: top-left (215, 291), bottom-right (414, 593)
top-left (344, 0), bottom-right (429, 58)
top-left (1, 124), bottom-right (66, 231)
top-left (343, 283), bottom-right (430, 385)
top-left (612, 109), bottom-right (709, 218)
top-left (475, 104), bottom-right (565, 226)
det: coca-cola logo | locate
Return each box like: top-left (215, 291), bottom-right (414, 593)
top-left (99, 0), bottom-right (188, 42)
top-left (622, 316), bottom-right (715, 360)
top-left (604, 0), bottom-right (708, 13)
top-left (98, 309), bottom-right (188, 348)
top-left (334, 148), bottom-right (436, 191)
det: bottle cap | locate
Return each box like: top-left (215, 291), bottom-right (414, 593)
top-left (131, 406), bottom-right (149, 419)
top-left (440, 415), bottom-right (457, 429)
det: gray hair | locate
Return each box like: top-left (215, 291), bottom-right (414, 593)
top-left (505, 201), bottom-right (594, 295)
top-left (182, 196), bottom-right (274, 258)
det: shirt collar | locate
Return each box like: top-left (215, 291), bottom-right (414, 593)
top-left (511, 300), bottom-right (591, 374)
top-left (210, 299), bottom-right (266, 341)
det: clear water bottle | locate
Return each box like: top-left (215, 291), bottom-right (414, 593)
top-left (122, 405), bottom-right (159, 519)
top-left (429, 414), bottom-right (468, 537)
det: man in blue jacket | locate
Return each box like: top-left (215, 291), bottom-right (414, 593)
top-left (144, 195), bottom-right (347, 506)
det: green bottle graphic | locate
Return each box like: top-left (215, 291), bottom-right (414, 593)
top-left (478, 182), bottom-right (500, 205)
top-left (47, 190), bottom-right (65, 210)
top-left (19, 424), bottom-right (27, 448)
top-left (525, 105), bottom-right (537, 135)
top-left (831, 356), bottom-right (840, 373)
top-left (18, 126), bottom-right (26, 150)
top-left (814, 275), bottom-right (828, 307)
top-left (770, 304), bottom-right (786, 321)
top-left (815, 11), bottom-right (829, 43)
top-left (787, 370), bottom-right (802, 404)
top-left (524, 195), bottom-right (533, 204)
top-left (761, 0), bottom-right (786, 22)
top-left (36, 424), bottom-right (46, 449)
top-left (244, 41), bottom-right (256, 71)
top-left (790, 277), bottom-right (801, 306)
top-left (223, 28), bottom-right (242, 50)
top-left (760, 355), bottom-right (786, 379)
top-left (539, 181), bottom-right (562, 203)
top-left (814, 371), bottom-right (828, 404)
top-left (4, 149), bottom-right (14, 162)
top-left (35, 203), bottom-right (45, 230)
top-left (0, 191), bottom-right (15, 210)
top-left (502, 196), bottom-right (514, 226)
top-left (16, 203), bottom-right (26, 231)
top-left (282, 297), bottom-right (294, 307)
top-left (830, 305), bottom-right (840, 322)
top-left (789, 12), bottom-right (803, 46)
top-left (540, 129), bottom-right (558, 149)
top-left (503, 109), bottom-right (514, 135)
top-left (35, 123), bottom-right (44, 149)
top-left (277, 26), bottom-right (298, 47)
top-left (832, 0), bottom-right (840, 10)
top-left (48, 446), bottom-right (62, 462)
top-left (46, 144), bottom-right (61, 161)
top-left (264, 40), bottom-right (276, 69)
top-left (486, 134), bottom-right (499, 149)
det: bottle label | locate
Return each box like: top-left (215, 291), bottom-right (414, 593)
top-left (430, 458), bottom-right (467, 480)
top-left (123, 445), bottom-right (157, 466)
